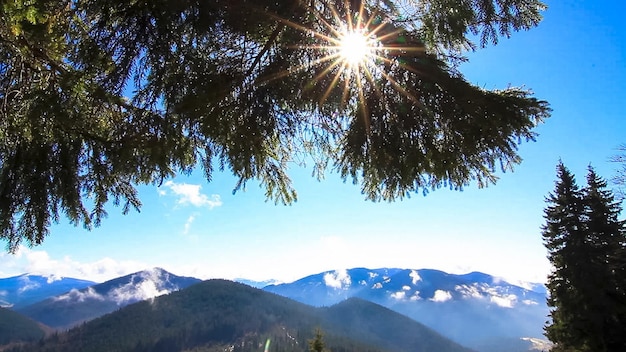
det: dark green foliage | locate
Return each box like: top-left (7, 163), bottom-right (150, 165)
top-left (309, 329), bottom-right (328, 352)
top-left (7, 280), bottom-right (473, 352)
top-left (1, 0), bottom-right (550, 250)
top-left (0, 307), bottom-right (45, 345)
top-left (542, 163), bottom-right (626, 351)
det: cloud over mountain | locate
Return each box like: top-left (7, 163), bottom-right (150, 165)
top-left (324, 269), bottom-right (351, 289)
top-left (16, 268), bottom-right (201, 329)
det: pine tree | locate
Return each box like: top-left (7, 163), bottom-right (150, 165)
top-left (542, 162), bottom-right (588, 351)
top-left (581, 167), bottom-right (626, 351)
top-left (543, 163), bottom-right (626, 352)
top-left (1, 0), bottom-right (551, 250)
top-left (308, 329), bottom-right (328, 352)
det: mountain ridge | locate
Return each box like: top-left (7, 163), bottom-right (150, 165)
top-left (6, 279), bottom-right (475, 352)
top-left (0, 275), bottom-right (95, 309)
top-left (263, 267), bottom-right (549, 350)
top-left (14, 268), bottom-right (201, 330)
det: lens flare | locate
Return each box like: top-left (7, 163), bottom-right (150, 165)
top-left (338, 28), bottom-right (375, 67)
top-left (264, 338), bottom-right (271, 352)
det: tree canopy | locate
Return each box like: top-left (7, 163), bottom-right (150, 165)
top-left (0, 0), bottom-right (550, 250)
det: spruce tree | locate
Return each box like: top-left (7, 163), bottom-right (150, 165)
top-left (542, 162), bottom-right (588, 351)
top-left (308, 329), bottom-right (328, 352)
top-left (581, 167), bottom-right (626, 351)
top-left (543, 163), bottom-right (626, 352)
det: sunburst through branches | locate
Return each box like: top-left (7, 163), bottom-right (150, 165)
top-left (260, 1), bottom-right (422, 114)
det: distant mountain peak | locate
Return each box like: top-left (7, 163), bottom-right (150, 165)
top-left (0, 274), bottom-right (96, 309)
top-left (15, 268), bottom-right (202, 330)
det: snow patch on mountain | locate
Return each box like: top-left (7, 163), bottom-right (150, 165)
top-left (507, 279), bottom-right (547, 293)
top-left (455, 284), bottom-right (483, 299)
top-left (521, 337), bottom-right (552, 351)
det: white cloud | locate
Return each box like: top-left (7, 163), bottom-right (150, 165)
top-left (17, 276), bottom-right (41, 293)
top-left (161, 181), bottom-right (222, 209)
top-left (391, 291), bottom-right (406, 300)
top-left (46, 275), bottom-right (64, 284)
top-left (409, 270), bottom-right (421, 285)
top-left (522, 299), bottom-right (538, 305)
top-left (54, 287), bottom-right (104, 303)
top-left (402, 285), bottom-right (411, 291)
top-left (490, 294), bottom-right (517, 308)
top-left (372, 282), bottom-right (382, 289)
top-left (183, 215), bottom-right (195, 236)
top-left (430, 290), bottom-right (452, 302)
top-left (108, 270), bottom-right (173, 304)
top-left (323, 269), bottom-right (351, 289)
top-left (1, 246), bottom-right (149, 283)
top-left (410, 292), bottom-right (421, 301)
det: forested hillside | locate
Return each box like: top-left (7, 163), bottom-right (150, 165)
top-left (0, 308), bottom-right (45, 346)
top-left (6, 280), bottom-right (474, 352)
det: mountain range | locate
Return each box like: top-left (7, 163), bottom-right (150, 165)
top-left (0, 267), bottom-right (550, 352)
top-left (263, 268), bottom-right (549, 350)
top-left (0, 274), bottom-right (95, 309)
top-left (4, 280), bottom-right (474, 352)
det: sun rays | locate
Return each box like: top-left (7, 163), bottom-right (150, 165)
top-left (254, 1), bottom-right (425, 118)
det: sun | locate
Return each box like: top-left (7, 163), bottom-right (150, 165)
top-left (338, 28), bottom-right (374, 67)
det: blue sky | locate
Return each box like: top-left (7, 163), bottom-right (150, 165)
top-left (1, 0), bottom-right (625, 285)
